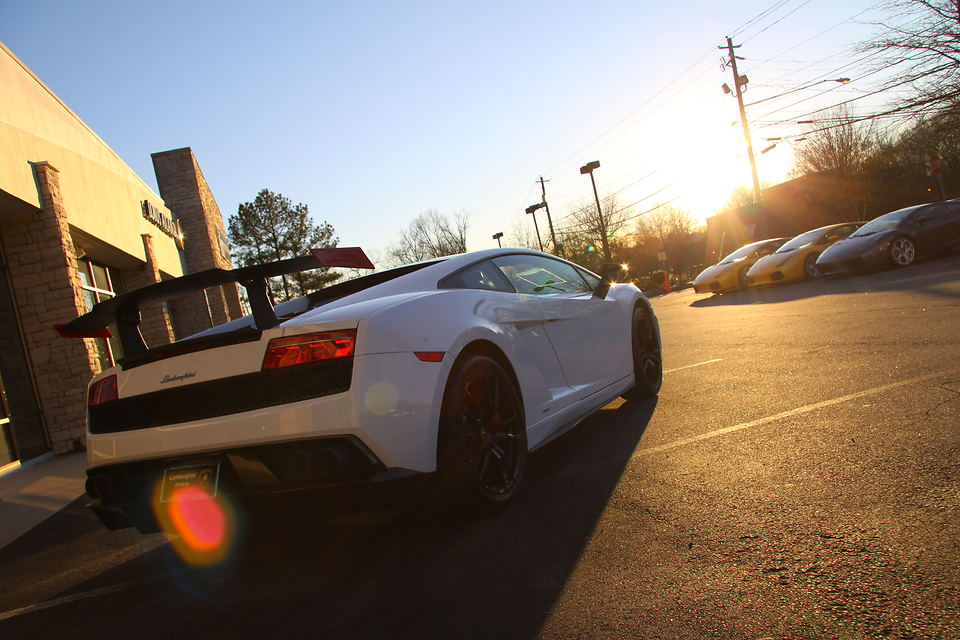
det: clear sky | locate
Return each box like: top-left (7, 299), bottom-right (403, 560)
top-left (2, 0), bottom-right (892, 262)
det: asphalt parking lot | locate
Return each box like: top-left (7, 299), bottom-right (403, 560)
top-left (1, 253), bottom-right (958, 639)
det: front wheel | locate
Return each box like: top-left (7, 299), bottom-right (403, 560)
top-left (889, 236), bottom-right (916, 267)
top-left (622, 306), bottom-right (662, 400)
top-left (803, 254), bottom-right (822, 280)
top-left (436, 354), bottom-right (527, 513)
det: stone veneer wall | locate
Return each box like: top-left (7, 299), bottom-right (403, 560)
top-left (151, 148), bottom-right (243, 338)
top-left (0, 163), bottom-right (99, 453)
top-left (120, 234), bottom-right (176, 348)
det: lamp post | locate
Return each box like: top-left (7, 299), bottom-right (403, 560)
top-left (579, 160), bottom-right (610, 259)
top-left (537, 176), bottom-right (559, 254)
top-left (492, 231), bottom-right (503, 248)
top-left (524, 203), bottom-right (544, 252)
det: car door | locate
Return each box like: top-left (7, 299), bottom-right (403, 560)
top-left (438, 259), bottom-right (579, 419)
top-left (492, 254), bottom-right (628, 400)
top-left (912, 203), bottom-right (960, 252)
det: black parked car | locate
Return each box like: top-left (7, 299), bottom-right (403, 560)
top-left (816, 200), bottom-right (960, 274)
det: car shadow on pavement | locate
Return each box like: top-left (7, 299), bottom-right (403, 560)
top-left (689, 253), bottom-right (960, 307)
top-left (0, 397), bottom-right (658, 639)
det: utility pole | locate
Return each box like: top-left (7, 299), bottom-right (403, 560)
top-left (537, 176), bottom-right (560, 254)
top-left (722, 36), bottom-right (761, 202)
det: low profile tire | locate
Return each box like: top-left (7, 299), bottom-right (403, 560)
top-left (622, 305), bottom-right (662, 400)
top-left (436, 354), bottom-right (527, 513)
top-left (889, 236), bottom-right (917, 267)
top-left (803, 254), bottom-right (822, 280)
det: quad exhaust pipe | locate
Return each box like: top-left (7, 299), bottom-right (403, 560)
top-left (287, 445), bottom-right (352, 482)
top-left (85, 474), bottom-right (114, 501)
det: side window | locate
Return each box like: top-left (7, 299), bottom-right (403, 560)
top-left (439, 260), bottom-right (515, 292)
top-left (922, 203), bottom-right (957, 220)
top-left (492, 255), bottom-right (592, 295)
top-left (834, 225), bottom-right (857, 237)
top-left (575, 266), bottom-right (601, 290)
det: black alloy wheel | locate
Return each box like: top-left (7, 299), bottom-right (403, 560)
top-left (803, 254), bottom-right (821, 280)
top-left (889, 236), bottom-right (917, 267)
top-left (622, 305), bottom-right (662, 400)
top-left (437, 354), bottom-right (527, 511)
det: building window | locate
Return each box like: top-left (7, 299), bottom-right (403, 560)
top-left (78, 259), bottom-right (124, 369)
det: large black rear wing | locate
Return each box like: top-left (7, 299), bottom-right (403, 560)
top-left (55, 247), bottom-right (374, 357)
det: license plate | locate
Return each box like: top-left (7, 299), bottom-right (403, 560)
top-left (160, 461), bottom-right (220, 503)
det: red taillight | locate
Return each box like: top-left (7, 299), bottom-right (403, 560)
top-left (261, 330), bottom-right (357, 369)
top-left (88, 375), bottom-right (118, 406)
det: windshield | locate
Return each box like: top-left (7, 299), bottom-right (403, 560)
top-left (719, 243), bottom-right (760, 264)
top-left (776, 228), bottom-right (824, 253)
top-left (851, 207), bottom-right (918, 236)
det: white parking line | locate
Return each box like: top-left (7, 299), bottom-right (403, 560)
top-left (664, 358), bottom-right (722, 374)
top-left (0, 571), bottom-right (176, 622)
top-left (634, 366), bottom-right (960, 459)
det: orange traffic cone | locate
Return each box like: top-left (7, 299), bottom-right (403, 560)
top-left (663, 272), bottom-right (673, 293)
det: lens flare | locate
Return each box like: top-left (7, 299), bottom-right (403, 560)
top-left (168, 487), bottom-right (225, 552)
top-left (154, 484), bottom-right (234, 566)
top-left (364, 380), bottom-right (399, 416)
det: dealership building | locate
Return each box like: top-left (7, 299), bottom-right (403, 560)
top-left (0, 41), bottom-right (243, 468)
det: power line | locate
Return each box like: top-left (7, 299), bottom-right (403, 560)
top-left (741, 0), bottom-right (813, 44)
top-left (757, 61), bottom-right (955, 128)
top-left (732, 0), bottom-right (793, 38)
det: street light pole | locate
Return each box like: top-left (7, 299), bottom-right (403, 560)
top-left (524, 204), bottom-right (544, 252)
top-left (492, 231), bottom-right (503, 248)
top-left (579, 160), bottom-right (610, 259)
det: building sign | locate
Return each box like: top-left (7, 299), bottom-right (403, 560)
top-left (142, 201), bottom-right (185, 249)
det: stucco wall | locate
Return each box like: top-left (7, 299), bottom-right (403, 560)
top-left (0, 42), bottom-right (183, 277)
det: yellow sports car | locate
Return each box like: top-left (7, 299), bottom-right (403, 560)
top-left (692, 237), bottom-right (788, 294)
top-left (745, 222), bottom-right (865, 285)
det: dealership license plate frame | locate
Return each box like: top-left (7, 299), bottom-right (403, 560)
top-left (160, 460), bottom-right (220, 503)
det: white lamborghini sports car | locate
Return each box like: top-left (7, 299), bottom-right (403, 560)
top-left (59, 247), bottom-right (662, 534)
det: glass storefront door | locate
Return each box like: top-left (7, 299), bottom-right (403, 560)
top-left (0, 372), bottom-right (15, 466)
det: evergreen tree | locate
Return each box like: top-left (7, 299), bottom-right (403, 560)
top-left (227, 189), bottom-right (339, 302)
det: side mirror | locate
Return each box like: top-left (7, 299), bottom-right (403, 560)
top-left (594, 263), bottom-right (625, 299)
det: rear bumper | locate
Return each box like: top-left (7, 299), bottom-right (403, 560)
top-left (87, 351), bottom-right (446, 474)
top-left (86, 436), bottom-right (428, 532)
